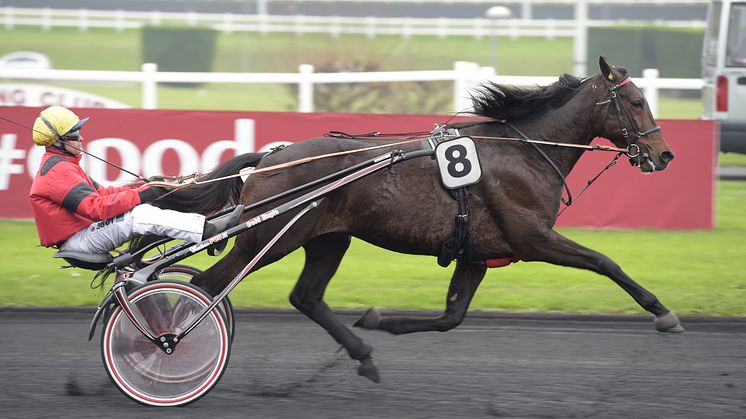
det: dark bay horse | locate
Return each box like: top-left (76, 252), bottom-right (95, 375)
top-left (187, 57), bottom-right (683, 383)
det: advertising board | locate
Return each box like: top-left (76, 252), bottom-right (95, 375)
top-left (0, 107), bottom-right (716, 229)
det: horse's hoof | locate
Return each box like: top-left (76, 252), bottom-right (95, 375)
top-left (357, 358), bottom-right (381, 383)
top-left (655, 312), bottom-right (685, 333)
top-left (353, 307), bottom-right (381, 330)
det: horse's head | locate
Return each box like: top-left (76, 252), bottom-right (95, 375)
top-left (594, 56), bottom-right (674, 172)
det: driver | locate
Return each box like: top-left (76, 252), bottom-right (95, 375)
top-left (28, 105), bottom-right (242, 254)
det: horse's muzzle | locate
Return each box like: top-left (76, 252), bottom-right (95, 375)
top-left (629, 149), bottom-right (674, 172)
top-left (659, 150), bottom-right (675, 167)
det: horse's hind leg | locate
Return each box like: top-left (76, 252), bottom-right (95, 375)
top-left (354, 260), bottom-right (487, 335)
top-left (522, 229), bottom-right (684, 332)
top-left (190, 245), bottom-right (248, 296)
top-left (289, 233), bottom-right (380, 383)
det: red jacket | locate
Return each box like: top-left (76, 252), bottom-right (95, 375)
top-left (29, 150), bottom-right (154, 247)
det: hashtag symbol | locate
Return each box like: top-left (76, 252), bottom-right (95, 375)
top-left (0, 133), bottom-right (26, 190)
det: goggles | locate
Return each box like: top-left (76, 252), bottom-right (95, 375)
top-left (61, 130), bottom-right (82, 142)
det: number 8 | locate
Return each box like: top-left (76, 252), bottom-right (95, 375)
top-left (445, 144), bottom-right (472, 178)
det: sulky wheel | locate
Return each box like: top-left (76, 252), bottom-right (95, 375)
top-left (101, 280), bottom-right (230, 407)
top-left (154, 264), bottom-right (236, 343)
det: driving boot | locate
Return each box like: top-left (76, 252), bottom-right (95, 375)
top-left (203, 205), bottom-right (244, 256)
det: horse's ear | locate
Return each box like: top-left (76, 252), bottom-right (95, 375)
top-left (599, 56), bottom-right (615, 81)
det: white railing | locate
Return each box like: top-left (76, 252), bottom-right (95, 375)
top-left (0, 62), bottom-right (703, 117)
top-left (1, 7), bottom-right (706, 39)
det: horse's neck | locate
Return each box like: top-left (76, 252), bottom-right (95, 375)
top-left (510, 91), bottom-right (598, 176)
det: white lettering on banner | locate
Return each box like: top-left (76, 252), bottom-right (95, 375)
top-left (0, 84), bottom-right (129, 109)
top-left (26, 146), bottom-right (45, 181)
top-left (143, 139), bottom-right (200, 179)
top-left (12, 117), bottom-right (290, 187)
top-left (0, 88), bottom-right (26, 106)
top-left (0, 134), bottom-right (26, 190)
top-left (200, 119), bottom-right (255, 172)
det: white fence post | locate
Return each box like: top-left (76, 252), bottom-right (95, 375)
top-left (78, 9), bottom-right (88, 32)
top-left (115, 9), bottom-right (124, 32)
top-left (366, 16), bottom-right (377, 39)
top-left (259, 12), bottom-right (268, 35)
top-left (150, 10), bottom-right (161, 25)
top-left (4, 7), bottom-right (14, 31)
top-left (402, 17), bottom-right (413, 39)
top-left (438, 18), bottom-right (448, 39)
top-left (642, 68), bottom-right (660, 118)
top-left (142, 63), bottom-right (158, 110)
top-left (509, 19), bottom-right (519, 40)
top-left (222, 13), bottom-right (233, 34)
top-left (331, 15), bottom-right (341, 39)
top-left (573, 0), bottom-right (588, 77)
top-left (546, 18), bottom-right (556, 40)
top-left (295, 14), bottom-right (305, 37)
top-left (473, 18), bottom-right (483, 40)
top-left (42, 8), bottom-right (51, 31)
top-left (453, 61), bottom-right (480, 113)
top-left (298, 64), bottom-right (314, 113)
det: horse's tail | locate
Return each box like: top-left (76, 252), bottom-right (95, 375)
top-left (154, 152), bottom-right (265, 214)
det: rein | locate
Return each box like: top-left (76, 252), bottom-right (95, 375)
top-left (153, 120), bottom-right (635, 212)
top-left (503, 122), bottom-right (575, 206)
top-left (149, 136), bottom-right (428, 193)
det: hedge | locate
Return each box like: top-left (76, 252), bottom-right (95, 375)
top-left (141, 26), bottom-right (217, 86)
top-left (586, 27), bottom-right (704, 78)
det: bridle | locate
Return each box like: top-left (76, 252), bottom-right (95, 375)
top-left (594, 76), bottom-right (661, 164)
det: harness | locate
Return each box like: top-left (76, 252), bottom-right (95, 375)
top-left (427, 126), bottom-right (473, 267)
top-left (594, 76), bottom-right (661, 165)
top-left (426, 75), bottom-right (662, 268)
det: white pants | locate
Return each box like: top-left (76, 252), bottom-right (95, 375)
top-left (61, 204), bottom-right (205, 254)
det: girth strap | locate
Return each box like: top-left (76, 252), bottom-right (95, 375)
top-left (429, 126), bottom-right (472, 267)
top-left (437, 186), bottom-right (471, 267)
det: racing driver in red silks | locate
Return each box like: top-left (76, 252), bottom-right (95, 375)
top-left (29, 106), bottom-right (241, 255)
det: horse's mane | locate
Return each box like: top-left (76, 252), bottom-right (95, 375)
top-left (471, 74), bottom-right (584, 121)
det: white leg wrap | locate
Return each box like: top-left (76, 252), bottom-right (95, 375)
top-left (131, 204), bottom-right (205, 244)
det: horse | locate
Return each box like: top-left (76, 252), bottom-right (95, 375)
top-left (163, 57), bottom-right (681, 383)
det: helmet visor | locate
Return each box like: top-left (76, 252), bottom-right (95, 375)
top-left (66, 117), bottom-right (90, 135)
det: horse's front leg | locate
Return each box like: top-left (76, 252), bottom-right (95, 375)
top-left (354, 260), bottom-right (487, 335)
top-left (521, 229), bottom-right (684, 332)
top-left (288, 233), bottom-right (381, 383)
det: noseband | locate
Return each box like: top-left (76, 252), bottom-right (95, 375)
top-left (595, 76), bottom-right (661, 160)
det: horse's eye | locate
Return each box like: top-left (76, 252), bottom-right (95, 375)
top-left (631, 99), bottom-right (644, 108)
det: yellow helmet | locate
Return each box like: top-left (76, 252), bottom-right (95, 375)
top-left (32, 106), bottom-right (89, 147)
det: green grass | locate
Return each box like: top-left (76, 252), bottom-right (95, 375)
top-left (719, 152), bottom-right (746, 167)
top-left (3, 181), bottom-right (745, 316)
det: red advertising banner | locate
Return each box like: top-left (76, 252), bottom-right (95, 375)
top-left (0, 107), bottom-right (716, 229)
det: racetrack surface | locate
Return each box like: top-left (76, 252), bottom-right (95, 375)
top-left (1, 309), bottom-right (744, 418)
